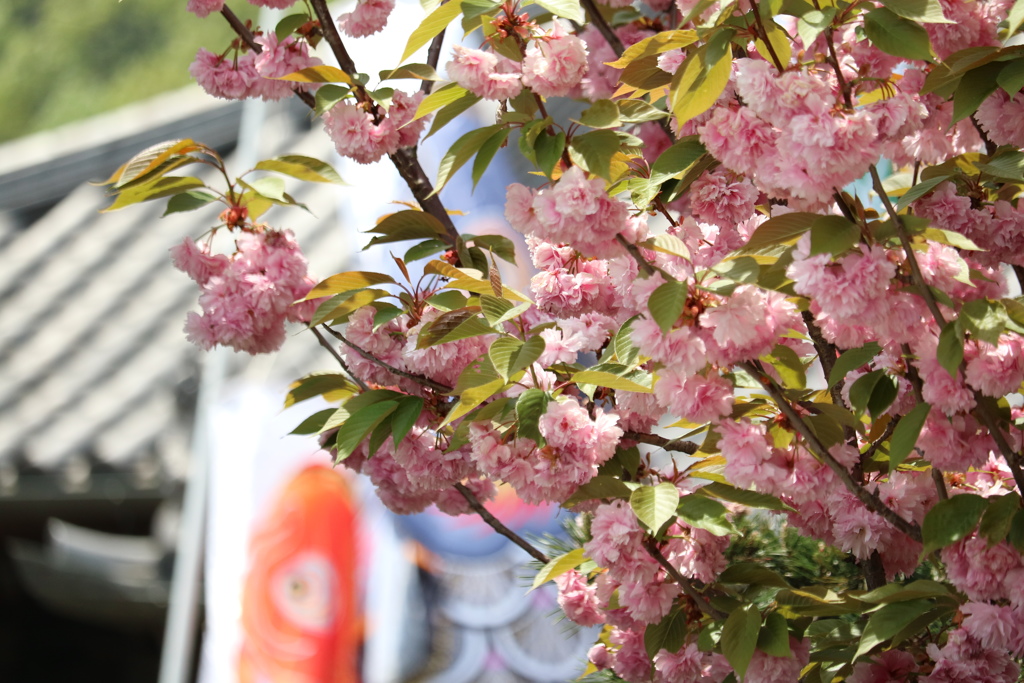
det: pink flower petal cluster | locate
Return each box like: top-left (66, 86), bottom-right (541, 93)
top-left (787, 238), bottom-right (896, 320)
top-left (336, 0), bottom-right (394, 38)
top-left (848, 650), bottom-right (917, 683)
top-left (554, 570), bottom-right (604, 626)
top-left (173, 230), bottom-right (315, 354)
top-left (977, 89), bottom-right (1024, 147)
top-left (505, 166), bottom-right (633, 258)
top-left (701, 59), bottom-right (882, 208)
top-left (189, 49), bottom-right (261, 100)
top-left (445, 46), bottom-right (523, 100)
top-left (187, 0), bottom-right (225, 17)
top-left (745, 638), bottom-right (810, 683)
top-left (521, 22), bottom-right (589, 98)
top-left (688, 169), bottom-right (759, 228)
top-left (961, 603), bottom-right (1024, 656)
top-left (322, 90), bottom-right (427, 164)
top-left (940, 533), bottom-right (1024, 604)
top-left (922, 629), bottom-right (1020, 682)
top-left (253, 33), bottom-right (323, 101)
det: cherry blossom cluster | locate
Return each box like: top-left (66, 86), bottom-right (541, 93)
top-left (171, 229), bottom-right (316, 354)
top-left (189, 33), bottom-right (322, 101)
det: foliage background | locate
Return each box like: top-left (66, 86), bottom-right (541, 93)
top-left (0, 0), bottom-right (256, 143)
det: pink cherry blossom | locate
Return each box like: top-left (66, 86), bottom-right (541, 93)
top-left (336, 0), bottom-right (395, 38)
top-left (522, 22), bottom-right (589, 98)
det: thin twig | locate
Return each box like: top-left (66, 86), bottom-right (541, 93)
top-left (455, 483), bottom-right (550, 563)
top-left (311, 326), bottom-right (369, 391)
top-left (643, 538), bottom-right (727, 620)
top-left (616, 234), bottom-right (676, 282)
top-left (738, 361), bottom-right (923, 542)
top-left (322, 325), bottom-right (453, 393)
top-left (748, 0), bottom-right (785, 73)
top-left (623, 431), bottom-right (699, 455)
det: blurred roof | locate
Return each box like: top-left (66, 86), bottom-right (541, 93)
top-left (0, 88), bottom-right (345, 504)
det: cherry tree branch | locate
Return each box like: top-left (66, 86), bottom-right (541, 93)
top-left (738, 361), bottom-right (923, 542)
top-left (455, 483), bottom-right (550, 563)
top-left (322, 325), bottom-right (453, 393)
top-left (623, 431), bottom-right (699, 455)
top-left (311, 326), bottom-right (369, 391)
top-left (643, 538), bottom-right (727, 620)
top-left (871, 166), bottom-right (1024, 495)
top-left (580, 0), bottom-right (624, 56)
top-left (422, 30), bottom-right (447, 95)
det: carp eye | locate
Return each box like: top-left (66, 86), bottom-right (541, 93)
top-left (270, 552), bottom-right (340, 632)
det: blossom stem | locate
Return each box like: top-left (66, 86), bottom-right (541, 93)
top-left (311, 326), bottom-right (369, 391)
top-left (642, 538), bottom-right (726, 620)
top-left (738, 361), bottom-right (923, 542)
top-left (615, 234), bottom-right (675, 282)
top-left (322, 325), bottom-right (454, 393)
top-left (454, 483), bottom-right (550, 563)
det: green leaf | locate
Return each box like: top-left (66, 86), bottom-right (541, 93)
top-left (426, 290), bottom-right (469, 311)
top-left (670, 43), bottom-right (733, 128)
top-left (516, 388), bottom-right (550, 444)
top-left (414, 82), bottom-right (470, 121)
top-left (743, 212), bottom-right (818, 251)
top-left (936, 321), bottom-right (964, 378)
top-left (614, 318), bottom-right (642, 367)
top-left (531, 0), bottom-right (584, 21)
top-left (255, 155), bottom-right (344, 184)
top-left (366, 209), bottom-right (447, 247)
top-left (997, 59), bottom-right (1024, 95)
top-left (763, 344), bottom-right (806, 390)
top-left (721, 605), bottom-right (761, 680)
top-left (304, 271), bottom-right (396, 300)
top-left (864, 7), bottom-right (934, 61)
top-left (564, 475), bottom-right (634, 506)
top-left (697, 482), bottom-right (793, 511)
top-left (285, 373), bottom-right (358, 408)
top-left (979, 492), bottom-right (1021, 546)
top-left (895, 174), bottom-right (951, 212)
top-left (921, 493), bottom-right (987, 555)
top-left (649, 281), bottom-right (687, 334)
top-left (809, 215), bottom-right (860, 256)
top-left (952, 61), bottom-right (1003, 123)
top-left (975, 150), bottom-right (1024, 181)
top-left (882, 0), bottom-right (952, 22)
top-left (797, 7), bottom-right (836, 47)
top-left (718, 563), bottom-right (791, 588)
top-left (418, 307), bottom-right (493, 348)
top-left (290, 408), bottom-right (336, 435)
top-left (246, 176), bottom-right (286, 202)
top-left (535, 130), bottom-right (566, 178)
top-left (402, 0), bottom-right (464, 61)
top-left (677, 495), bottom-right (735, 536)
top-left (470, 234), bottom-right (517, 264)
top-left (103, 176), bottom-right (206, 212)
top-left (649, 138), bottom-right (707, 184)
top-left (828, 342), bottom-right (881, 389)
top-left (567, 129), bottom-right (621, 180)
top-left (960, 299), bottom-right (1008, 346)
top-left (427, 91), bottom-right (482, 138)
top-left (489, 337), bottom-right (522, 382)
top-left (573, 368), bottom-right (654, 393)
top-left (648, 233), bottom-right (691, 260)
top-left (391, 396), bottom-right (425, 448)
top-left (889, 403), bottom-right (931, 470)
top-left (277, 65), bottom-right (353, 83)
top-left (757, 613), bottom-right (791, 658)
top-left (434, 125), bottom-right (504, 194)
top-left (630, 482), bottom-right (680, 533)
top-left (379, 62), bottom-right (441, 82)
top-left (405, 239), bottom-right (448, 262)
top-left (334, 400), bottom-right (400, 462)
top-left (1007, 0), bottom-right (1024, 37)
top-left (577, 99), bottom-right (622, 129)
top-left (313, 84), bottom-right (350, 116)
top-left (645, 607), bottom-right (689, 659)
top-left (618, 99), bottom-right (670, 123)
top-left (162, 190), bottom-right (217, 216)
top-left (532, 548), bottom-right (586, 589)
top-left (605, 29), bottom-right (699, 68)
top-left (471, 127), bottom-right (511, 188)
top-left (867, 374), bottom-right (899, 419)
top-left (847, 370), bottom-right (886, 415)
top-left (855, 599), bottom-right (934, 659)
top-left (1009, 508), bottom-right (1024, 552)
